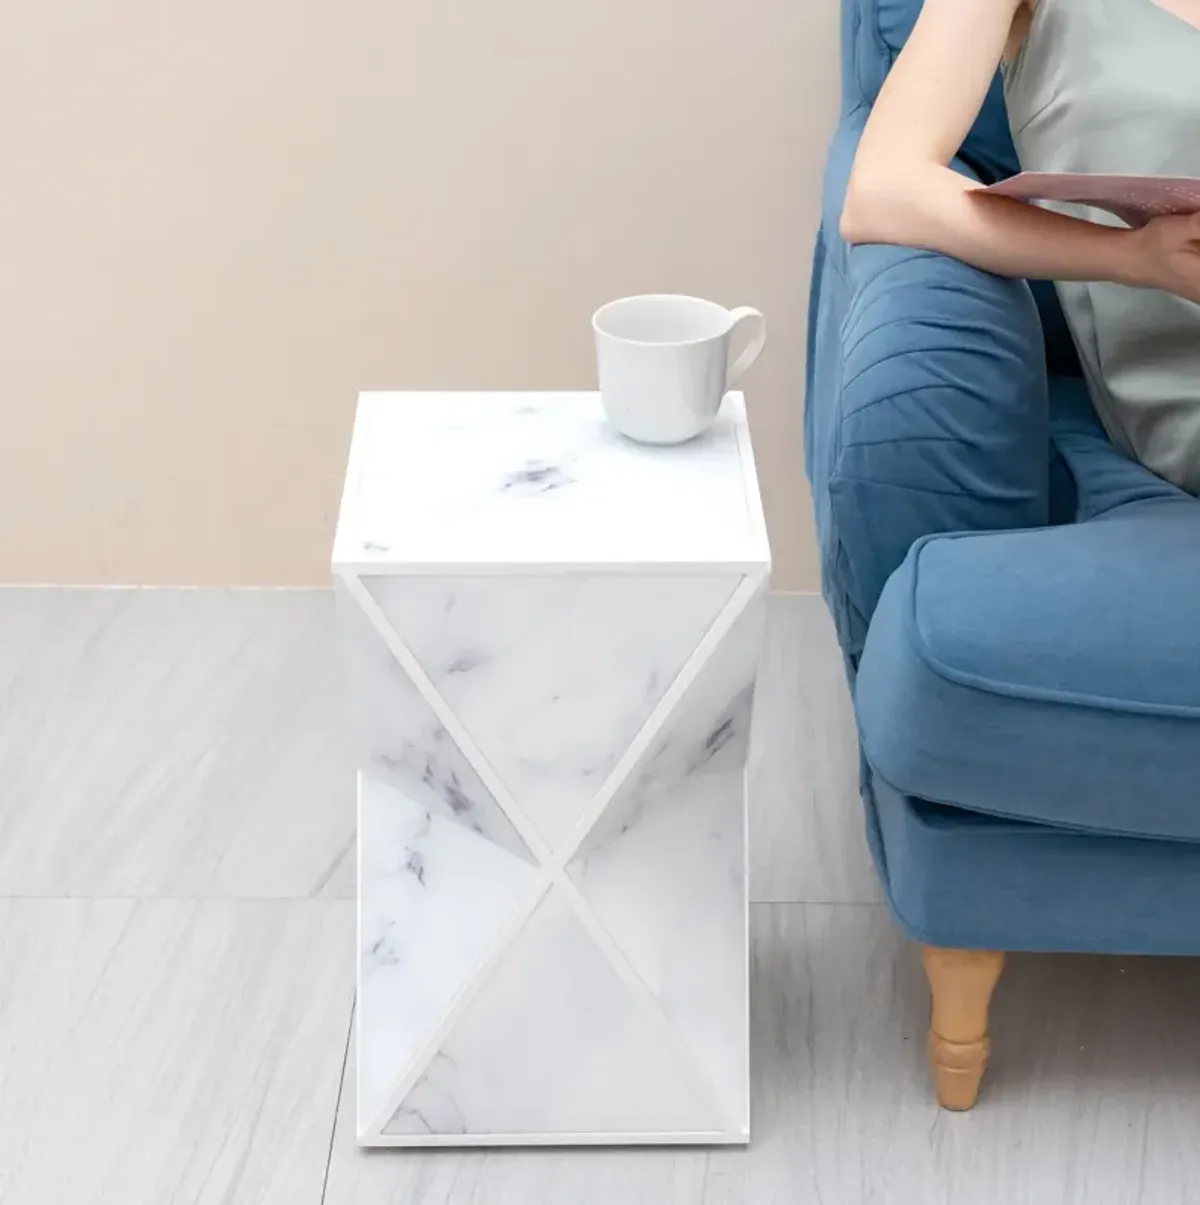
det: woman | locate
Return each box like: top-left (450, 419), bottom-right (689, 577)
top-left (841, 0), bottom-right (1200, 493)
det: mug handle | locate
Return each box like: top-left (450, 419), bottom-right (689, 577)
top-left (725, 307), bottom-right (767, 389)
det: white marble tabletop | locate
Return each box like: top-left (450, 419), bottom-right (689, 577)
top-left (332, 391), bottom-right (770, 574)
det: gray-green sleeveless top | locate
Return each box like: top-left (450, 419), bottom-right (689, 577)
top-left (1004, 0), bottom-right (1200, 492)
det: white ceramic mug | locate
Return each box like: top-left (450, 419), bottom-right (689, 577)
top-left (592, 294), bottom-right (767, 445)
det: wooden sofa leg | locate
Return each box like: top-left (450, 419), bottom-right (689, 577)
top-left (922, 946), bottom-right (1006, 1111)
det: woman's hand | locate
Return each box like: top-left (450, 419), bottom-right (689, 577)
top-left (1127, 213), bottom-right (1200, 303)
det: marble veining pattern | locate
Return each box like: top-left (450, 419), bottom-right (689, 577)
top-left (568, 770), bottom-right (749, 1127)
top-left (334, 580), bottom-right (533, 863)
top-left (357, 775), bottom-right (542, 1131)
top-left (332, 392), bottom-right (768, 570)
top-left (383, 891), bottom-right (723, 1138)
top-left (580, 587), bottom-right (766, 856)
top-left (363, 573), bottom-right (740, 850)
top-left (340, 574), bottom-right (763, 1143)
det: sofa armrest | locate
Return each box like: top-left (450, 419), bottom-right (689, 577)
top-left (806, 112), bottom-right (1050, 662)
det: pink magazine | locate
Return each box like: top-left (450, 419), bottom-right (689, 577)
top-left (983, 172), bottom-right (1200, 228)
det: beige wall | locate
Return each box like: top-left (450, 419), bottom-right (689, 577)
top-left (0, 1), bottom-right (839, 588)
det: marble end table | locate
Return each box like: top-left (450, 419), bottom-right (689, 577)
top-left (332, 391), bottom-right (771, 1146)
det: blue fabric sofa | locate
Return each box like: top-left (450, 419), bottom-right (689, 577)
top-left (807, 0), bottom-right (1200, 1109)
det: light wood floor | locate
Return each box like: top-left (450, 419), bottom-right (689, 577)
top-left (1, 589), bottom-right (1196, 1204)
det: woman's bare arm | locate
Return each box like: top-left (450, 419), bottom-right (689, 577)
top-left (838, 0), bottom-right (1187, 291)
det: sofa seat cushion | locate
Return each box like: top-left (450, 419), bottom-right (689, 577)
top-left (866, 774), bottom-right (1200, 955)
top-left (856, 491), bottom-right (1200, 842)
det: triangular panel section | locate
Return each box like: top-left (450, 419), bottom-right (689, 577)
top-left (580, 583), bottom-right (766, 853)
top-left (335, 578), bottom-right (533, 862)
top-left (568, 770), bottom-right (748, 1128)
top-left (383, 889), bottom-right (725, 1137)
top-left (357, 774), bottom-right (542, 1134)
top-left (364, 574), bottom-right (741, 850)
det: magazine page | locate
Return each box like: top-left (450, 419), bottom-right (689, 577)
top-left (984, 172), bottom-right (1200, 228)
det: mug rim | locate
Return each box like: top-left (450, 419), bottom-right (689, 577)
top-left (591, 293), bottom-right (731, 348)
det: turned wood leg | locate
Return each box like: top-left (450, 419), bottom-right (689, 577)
top-left (922, 946), bottom-right (1006, 1111)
